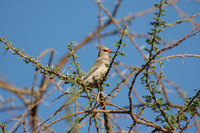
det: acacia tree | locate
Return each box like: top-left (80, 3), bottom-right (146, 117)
top-left (0, 0), bottom-right (200, 133)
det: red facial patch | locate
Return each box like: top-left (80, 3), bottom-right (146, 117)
top-left (103, 49), bottom-right (112, 53)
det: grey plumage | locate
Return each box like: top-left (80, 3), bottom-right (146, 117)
top-left (83, 45), bottom-right (111, 87)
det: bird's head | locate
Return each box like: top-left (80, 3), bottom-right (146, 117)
top-left (96, 45), bottom-right (112, 57)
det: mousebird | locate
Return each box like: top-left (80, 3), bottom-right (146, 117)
top-left (83, 45), bottom-right (112, 88)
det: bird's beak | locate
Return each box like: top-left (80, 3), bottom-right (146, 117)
top-left (108, 49), bottom-right (112, 53)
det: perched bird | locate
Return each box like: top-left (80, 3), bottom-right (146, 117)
top-left (83, 45), bottom-right (112, 88)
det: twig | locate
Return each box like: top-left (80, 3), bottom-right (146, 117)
top-left (0, 80), bottom-right (34, 95)
top-left (0, 122), bottom-right (7, 133)
top-left (153, 54), bottom-right (200, 63)
top-left (8, 83), bottom-right (58, 133)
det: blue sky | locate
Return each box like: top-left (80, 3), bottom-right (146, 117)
top-left (0, 0), bottom-right (200, 132)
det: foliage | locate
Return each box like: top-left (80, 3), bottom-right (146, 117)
top-left (0, 0), bottom-right (200, 133)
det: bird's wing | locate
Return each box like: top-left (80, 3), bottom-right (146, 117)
top-left (83, 59), bottom-right (103, 81)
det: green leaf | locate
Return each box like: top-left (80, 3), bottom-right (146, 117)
top-left (23, 59), bottom-right (29, 64)
top-left (153, 16), bottom-right (161, 21)
top-left (122, 43), bottom-right (128, 47)
top-left (148, 32), bottom-right (154, 36)
top-left (150, 22), bottom-right (157, 26)
top-left (113, 42), bottom-right (120, 47)
top-left (146, 39), bottom-right (152, 44)
top-left (118, 52), bottom-right (126, 56)
top-left (163, 105), bottom-right (171, 111)
top-left (21, 49), bottom-right (25, 53)
top-left (154, 4), bottom-right (160, 7)
top-left (3, 46), bottom-right (9, 49)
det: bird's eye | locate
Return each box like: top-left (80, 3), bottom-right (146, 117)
top-left (103, 49), bottom-right (110, 52)
top-left (103, 49), bottom-right (112, 53)
top-left (103, 49), bottom-right (108, 52)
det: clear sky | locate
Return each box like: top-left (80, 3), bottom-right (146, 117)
top-left (0, 0), bottom-right (200, 132)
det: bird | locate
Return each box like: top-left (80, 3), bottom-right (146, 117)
top-left (83, 45), bottom-right (112, 88)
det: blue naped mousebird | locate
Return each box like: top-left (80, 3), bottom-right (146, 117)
top-left (83, 45), bottom-right (112, 88)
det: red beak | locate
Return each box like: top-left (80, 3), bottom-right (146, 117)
top-left (103, 49), bottom-right (112, 53)
top-left (107, 49), bottom-right (112, 52)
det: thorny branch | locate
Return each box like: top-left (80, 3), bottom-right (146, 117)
top-left (0, 0), bottom-right (200, 133)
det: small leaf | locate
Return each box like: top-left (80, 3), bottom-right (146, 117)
top-left (154, 4), bottom-right (160, 7)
